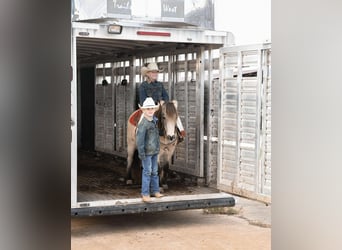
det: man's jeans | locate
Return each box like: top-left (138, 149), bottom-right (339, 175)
top-left (141, 154), bottom-right (160, 196)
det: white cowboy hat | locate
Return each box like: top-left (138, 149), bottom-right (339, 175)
top-left (138, 97), bottom-right (159, 109)
top-left (141, 62), bottom-right (163, 76)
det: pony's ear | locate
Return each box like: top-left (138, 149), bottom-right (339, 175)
top-left (172, 100), bottom-right (178, 109)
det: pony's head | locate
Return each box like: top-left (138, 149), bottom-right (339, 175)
top-left (156, 100), bottom-right (178, 142)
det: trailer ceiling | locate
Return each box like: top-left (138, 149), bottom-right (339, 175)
top-left (77, 37), bottom-right (223, 65)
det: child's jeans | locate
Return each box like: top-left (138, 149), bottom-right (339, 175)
top-left (141, 154), bottom-right (160, 196)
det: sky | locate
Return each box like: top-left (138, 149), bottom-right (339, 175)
top-left (215, 0), bottom-right (271, 45)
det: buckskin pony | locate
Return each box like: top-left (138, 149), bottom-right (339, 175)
top-left (126, 100), bottom-right (179, 190)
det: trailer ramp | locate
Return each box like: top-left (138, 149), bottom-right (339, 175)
top-left (72, 193), bottom-right (235, 216)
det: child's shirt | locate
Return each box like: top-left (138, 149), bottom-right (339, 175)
top-left (136, 116), bottom-right (160, 160)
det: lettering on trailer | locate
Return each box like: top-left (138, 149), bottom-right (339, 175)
top-left (107, 0), bottom-right (132, 15)
top-left (161, 0), bottom-right (184, 19)
top-left (162, 4), bottom-right (177, 13)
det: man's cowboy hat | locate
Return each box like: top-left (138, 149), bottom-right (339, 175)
top-left (138, 97), bottom-right (159, 109)
top-left (141, 62), bottom-right (163, 76)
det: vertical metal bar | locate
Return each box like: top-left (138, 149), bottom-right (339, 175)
top-left (122, 61), bottom-right (126, 150)
top-left (197, 46), bottom-right (205, 177)
top-left (92, 63), bottom-right (96, 152)
top-left (167, 53), bottom-right (172, 99)
top-left (127, 56), bottom-right (136, 151)
top-left (131, 56), bottom-right (136, 111)
top-left (206, 47), bottom-right (213, 183)
top-left (71, 29), bottom-right (78, 207)
top-left (217, 49), bottom-right (224, 185)
top-left (162, 55), bottom-right (166, 91)
top-left (112, 62), bottom-right (116, 151)
top-left (102, 63), bottom-right (105, 79)
top-left (102, 63), bottom-right (106, 151)
top-left (102, 62), bottom-right (106, 151)
top-left (139, 57), bottom-right (143, 91)
top-left (260, 48), bottom-right (269, 195)
top-left (76, 64), bottom-right (81, 148)
top-left (184, 51), bottom-right (189, 165)
top-left (266, 48), bottom-right (271, 196)
top-left (114, 62), bottom-right (118, 152)
top-left (236, 51), bottom-right (242, 188)
top-left (255, 49), bottom-right (263, 194)
top-left (175, 54), bottom-right (178, 102)
top-left (106, 63), bottom-right (110, 152)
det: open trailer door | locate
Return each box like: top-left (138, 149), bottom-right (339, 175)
top-left (217, 43), bottom-right (271, 203)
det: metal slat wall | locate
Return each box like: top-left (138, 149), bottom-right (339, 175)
top-left (94, 61), bottom-right (133, 157)
top-left (217, 44), bottom-right (271, 202)
top-left (95, 84), bottom-right (113, 153)
top-left (110, 61), bottom-right (132, 156)
top-left (114, 83), bottom-right (127, 154)
top-left (104, 85), bottom-right (114, 152)
top-left (173, 52), bottom-right (201, 177)
top-left (261, 49), bottom-right (272, 196)
top-left (205, 77), bottom-right (220, 186)
top-left (219, 51), bottom-right (239, 185)
top-left (93, 49), bottom-right (206, 178)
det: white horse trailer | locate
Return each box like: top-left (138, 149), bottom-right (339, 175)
top-left (71, 20), bottom-right (271, 216)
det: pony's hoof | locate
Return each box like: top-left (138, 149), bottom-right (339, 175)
top-left (162, 184), bottom-right (169, 190)
top-left (126, 179), bottom-right (133, 185)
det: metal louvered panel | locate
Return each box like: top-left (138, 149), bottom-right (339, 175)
top-left (95, 85), bottom-right (105, 152)
top-left (217, 44), bottom-right (271, 202)
top-left (261, 49), bottom-right (272, 196)
top-left (95, 84), bottom-right (114, 153)
top-left (218, 74), bottom-right (239, 187)
top-left (114, 84), bottom-right (127, 153)
top-left (104, 85), bottom-right (114, 153)
top-left (205, 76), bottom-right (221, 186)
top-left (173, 50), bottom-right (200, 176)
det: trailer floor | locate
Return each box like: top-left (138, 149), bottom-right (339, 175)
top-left (77, 150), bottom-right (220, 202)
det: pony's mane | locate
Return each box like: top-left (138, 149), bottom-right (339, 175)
top-left (164, 102), bottom-right (178, 117)
top-left (155, 101), bottom-right (178, 133)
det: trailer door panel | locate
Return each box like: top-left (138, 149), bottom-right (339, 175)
top-left (217, 44), bottom-right (271, 202)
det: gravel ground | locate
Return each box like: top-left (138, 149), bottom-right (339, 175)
top-left (71, 204), bottom-right (271, 250)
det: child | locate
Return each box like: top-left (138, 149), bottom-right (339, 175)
top-left (136, 97), bottom-right (164, 202)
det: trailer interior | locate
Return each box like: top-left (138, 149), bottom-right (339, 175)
top-left (71, 22), bottom-right (236, 216)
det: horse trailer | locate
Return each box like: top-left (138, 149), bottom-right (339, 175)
top-left (71, 19), bottom-right (271, 216)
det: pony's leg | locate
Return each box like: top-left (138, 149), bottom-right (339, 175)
top-left (159, 161), bottom-right (169, 190)
top-left (126, 143), bottom-right (135, 185)
top-left (160, 148), bottom-right (176, 189)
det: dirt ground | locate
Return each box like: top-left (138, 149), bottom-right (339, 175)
top-left (71, 209), bottom-right (271, 250)
top-left (73, 151), bottom-right (270, 249)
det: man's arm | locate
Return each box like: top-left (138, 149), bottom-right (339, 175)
top-left (139, 84), bottom-right (147, 105)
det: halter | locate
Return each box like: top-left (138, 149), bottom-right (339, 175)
top-left (160, 136), bottom-right (177, 146)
